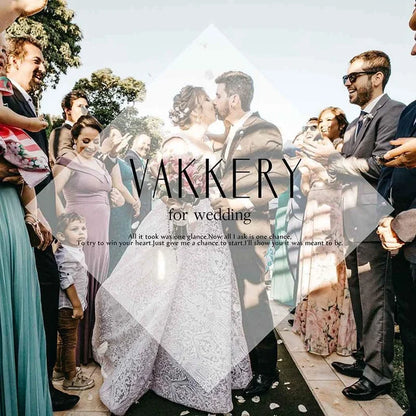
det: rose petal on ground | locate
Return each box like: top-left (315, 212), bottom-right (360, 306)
top-left (180, 411), bottom-right (190, 416)
top-left (277, 340), bottom-right (283, 344)
top-left (298, 404), bottom-right (307, 413)
top-left (270, 403), bottom-right (280, 410)
top-left (284, 382), bottom-right (290, 385)
top-left (272, 381), bottom-right (279, 389)
top-left (251, 396), bottom-right (260, 403)
top-left (235, 395), bottom-right (244, 400)
top-left (241, 411), bottom-right (250, 416)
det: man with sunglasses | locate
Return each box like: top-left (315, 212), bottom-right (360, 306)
top-left (302, 117), bottom-right (320, 141)
top-left (302, 50), bottom-right (405, 401)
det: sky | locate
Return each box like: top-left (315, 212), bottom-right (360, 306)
top-left (41, 0), bottom-right (415, 141)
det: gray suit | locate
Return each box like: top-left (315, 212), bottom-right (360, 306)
top-left (328, 94), bottom-right (405, 386)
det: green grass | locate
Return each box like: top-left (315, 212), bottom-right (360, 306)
top-left (392, 337), bottom-right (409, 412)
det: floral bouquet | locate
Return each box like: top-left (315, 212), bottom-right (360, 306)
top-left (158, 152), bottom-right (206, 237)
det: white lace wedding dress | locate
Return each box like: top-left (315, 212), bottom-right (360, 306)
top-left (92, 139), bottom-right (252, 415)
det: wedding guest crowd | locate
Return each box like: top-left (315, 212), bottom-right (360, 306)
top-left (1, 3), bottom-right (416, 416)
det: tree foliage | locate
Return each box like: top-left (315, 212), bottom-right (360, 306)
top-left (73, 68), bottom-right (147, 127)
top-left (74, 69), bottom-right (163, 153)
top-left (7, 0), bottom-right (82, 89)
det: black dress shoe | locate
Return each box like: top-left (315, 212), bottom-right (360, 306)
top-left (342, 377), bottom-right (391, 401)
top-left (331, 360), bottom-right (365, 378)
top-left (50, 385), bottom-right (80, 411)
top-left (243, 373), bottom-right (278, 397)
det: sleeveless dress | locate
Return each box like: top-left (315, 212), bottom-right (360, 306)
top-left (293, 157), bottom-right (356, 356)
top-left (92, 136), bottom-right (252, 415)
top-left (0, 184), bottom-right (53, 415)
top-left (270, 190), bottom-right (296, 306)
top-left (57, 155), bottom-right (112, 364)
top-left (108, 158), bottom-right (134, 274)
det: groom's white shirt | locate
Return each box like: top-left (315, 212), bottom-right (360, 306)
top-left (223, 111), bottom-right (252, 161)
top-left (222, 111), bottom-right (254, 210)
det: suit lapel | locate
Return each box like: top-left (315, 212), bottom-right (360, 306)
top-left (224, 113), bottom-right (259, 170)
top-left (350, 94), bottom-right (390, 154)
top-left (341, 120), bottom-right (358, 157)
top-left (11, 86), bottom-right (37, 117)
top-left (405, 104), bottom-right (416, 136)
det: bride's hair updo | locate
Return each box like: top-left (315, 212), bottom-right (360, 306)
top-left (169, 85), bottom-right (207, 129)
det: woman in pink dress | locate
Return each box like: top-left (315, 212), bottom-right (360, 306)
top-left (293, 107), bottom-right (357, 356)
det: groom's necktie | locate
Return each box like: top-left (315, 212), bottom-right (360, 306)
top-left (355, 110), bottom-right (367, 141)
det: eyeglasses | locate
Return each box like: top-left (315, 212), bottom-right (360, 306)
top-left (302, 125), bottom-right (318, 132)
top-left (342, 70), bottom-right (378, 85)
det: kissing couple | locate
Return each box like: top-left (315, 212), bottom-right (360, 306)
top-left (93, 70), bottom-right (288, 415)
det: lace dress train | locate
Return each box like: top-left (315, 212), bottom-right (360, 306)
top-left (93, 199), bottom-right (252, 415)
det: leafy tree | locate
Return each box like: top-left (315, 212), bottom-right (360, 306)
top-left (74, 69), bottom-right (163, 154)
top-left (73, 68), bottom-right (146, 127)
top-left (7, 0), bottom-right (82, 89)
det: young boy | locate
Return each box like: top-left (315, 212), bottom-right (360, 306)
top-left (54, 212), bottom-right (94, 390)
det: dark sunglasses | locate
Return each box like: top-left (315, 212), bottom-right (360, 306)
top-left (302, 125), bottom-right (318, 132)
top-left (342, 70), bottom-right (378, 85)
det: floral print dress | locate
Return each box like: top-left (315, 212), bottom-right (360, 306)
top-left (0, 76), bottom-right (49, 187)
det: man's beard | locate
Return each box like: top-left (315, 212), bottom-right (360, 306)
top-left (215, 106), bottom-right (229, 121)
top-left (351, 80), bottom-right (373, 107)
top-left (28, 72), bottom-right (43, 93)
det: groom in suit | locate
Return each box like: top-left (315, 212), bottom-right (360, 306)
top-left (4, 35), bottom-right (79, 411)
top-left (212, 71), bottom-right (288, 396)
top-left (302, 50), bottom-right (405, 400)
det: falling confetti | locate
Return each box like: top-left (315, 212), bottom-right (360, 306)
top-left (270, 403), bottom-right (280, 410)
top-left (251, 396), bottom-right (260, 403)
top-left (180, 411), bottom-right (190, 416)
top-left (298, 404), bottom-right (308, 413)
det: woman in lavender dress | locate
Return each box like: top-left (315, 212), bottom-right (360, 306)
top-left (54, 115), bottom-right (112, 364)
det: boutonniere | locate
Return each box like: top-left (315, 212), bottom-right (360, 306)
top-left (363, 113), bottom-right (374, 123)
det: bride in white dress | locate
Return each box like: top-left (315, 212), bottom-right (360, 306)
top-left (92, 86), bottom-right (252, 415)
